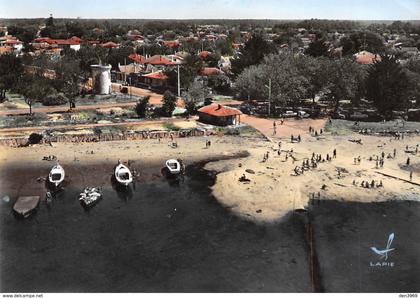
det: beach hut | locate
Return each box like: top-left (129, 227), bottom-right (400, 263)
top-left (197, 104), bottom-right (242, 126)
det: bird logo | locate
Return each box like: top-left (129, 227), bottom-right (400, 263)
top-left (370, 233), bottom-right (395, 261)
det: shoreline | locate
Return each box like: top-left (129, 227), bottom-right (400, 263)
top-left (1, 131), bottom-right (419, 224)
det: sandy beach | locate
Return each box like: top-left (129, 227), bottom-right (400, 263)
top-left (1, 126), bottom-right (419, 224)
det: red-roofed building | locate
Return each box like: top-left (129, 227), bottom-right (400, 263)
top-left (355, 51), bottom-right (381, 65)
top-left (162, 40), bottom-right (180, 49)
top-left (200, 67), bottom-right (225, 76)
top-left (198, 104), bottom-right (241, 126)
top-left (101, 41), bottom-right (119, 49)
top-left (142, 71), bottom-right (168, 87)
top-left (32, 36), bottom-right (81, 51)
top-left (144, 55), bottom-right (178, 66)
top-left (128, 53), bottom-right (146, 64)
top-left (199, 51), bottom-right (211, 59)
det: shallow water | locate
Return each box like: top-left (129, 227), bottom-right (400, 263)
top-left (1, 162), bottom-right (419, 292)
top-left (0, 163), bottom-right (311, 292)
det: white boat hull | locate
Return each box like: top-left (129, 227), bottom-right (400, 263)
top-left (48, 164), bottom-right (65, 187)
top-left (165, 159), bottom-right (181, 175)
top-left (114, 163), bottom-right (133, 186)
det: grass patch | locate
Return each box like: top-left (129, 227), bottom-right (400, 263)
top-left (163, 122), bottom-right (181, 131)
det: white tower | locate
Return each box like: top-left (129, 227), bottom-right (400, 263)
top-left (91, 64), bottom-right (112, 95)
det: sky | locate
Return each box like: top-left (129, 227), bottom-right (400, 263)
top-left (1, 0), bottom-right (420, 20)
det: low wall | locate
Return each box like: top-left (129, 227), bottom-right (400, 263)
top-left (0, 128), bottom-right (214, 148)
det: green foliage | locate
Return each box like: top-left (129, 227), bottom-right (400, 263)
top-left (135, 95), bottom-right (150, 118)
top-left (231, 34), bottom-right (276, 77)
top-left (163, 122), bottom-right (180, 131)
top-left (340, 31), bottom-right (385, 56)
top-left (42, 93), bottom-right (67, 106)
top-left (366, 56), bottom-right (410, 118)
top-left (162, 90), bottom-right (177, 117)
top-left (28, 133), bottom-right (43, 144)
top-left (0, 54), bottom-right (24, 100)
top-left (305, 37), bottom-right (330, 57)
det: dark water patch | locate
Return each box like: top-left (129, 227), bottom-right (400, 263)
top-left (0, 154), bottom-right (310, 293)
top-left (307, 199), bottom-right (420, 293)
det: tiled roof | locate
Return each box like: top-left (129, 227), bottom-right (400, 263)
top-left (128, 53), bottom-right (146, 64)
top-left (198, 104), bottom-right (241, 117)
top-left (200, 67), bottom-right (224, 76)
top-left (355, 51), bottom-right (381, 65)
top-left (144, 55), bottom-right (177, 66)
top-left (142, 71), bottom-right (168, 80)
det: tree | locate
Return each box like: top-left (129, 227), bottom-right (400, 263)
top-left (20, 75), bottom-right (54, 114)
top-left (340, 31), bottom-right (385, 56)
top-left (165, 53), bottom-right (203, 90)
top-left (305, 39), bottom-right (329, 57)
top-left (135, 96), bottom-right (150, 118)
top-left (162, 90), bottom-right (177, 117)
top-left (366, 56), bottom-right (409, 118)
top-left (184, 81), bottom-right (210, 115)
top-left (323, 58), bottom-right (363, 109)
top-left (230, 34), bottom-right (276, 77)
top-left (295, 56), bottom-right (331, 103)
top-left (0, 54), bottom-right (23, 101)
top-left (53, 55), bottom-right (82, 108)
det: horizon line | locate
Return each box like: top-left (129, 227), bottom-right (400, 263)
top-left (1, 17), bottom-right (420, 21)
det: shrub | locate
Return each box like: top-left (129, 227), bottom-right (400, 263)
top-left (28, 133), bottom-right (43, 144)
top-left (42, 93), bottom-right (67, 106)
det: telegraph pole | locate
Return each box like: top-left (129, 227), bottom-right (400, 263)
top-left (266, 78), bottom-right (272, 116)
top-left (177, 64), bottom-right (181, 97)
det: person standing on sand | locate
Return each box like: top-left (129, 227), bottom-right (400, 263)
top-left (407, 157), bottom-right (411, 166)
top-left (410, 171), bottom-right (413, 181)
top-left (333, 149), bottom-right (336, 158)
top-left (393, 148), bottom-right (396, 158)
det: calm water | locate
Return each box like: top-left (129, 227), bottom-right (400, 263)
top-left (0, 163), bottom-right (310, 292)
top-left (1, 162), bottom-right (419, 292)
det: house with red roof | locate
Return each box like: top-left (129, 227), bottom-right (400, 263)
top-left (355, 51), bottom-right (381, 65)
top-left (101, 41), bottom-right (119, 49)
top-left (0, 35), bottom-right (23, 52)
top-left (199, 67), bottom-right (225, 77)
top-left (198, 104), bottom-right (242, 126)
top-left (32, 36), bottom-right (81, 51)
top-left (128, 53), bottom-right (146, 64)
top-left (142, 71), bottom-right (168, 88)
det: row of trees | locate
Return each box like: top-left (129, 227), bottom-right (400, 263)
top-left (234, 52), bottom-right (419, 118)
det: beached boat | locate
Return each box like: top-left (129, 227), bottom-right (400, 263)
top-left (13, 196), bottom-right (40, 218)
top-left (114, 162), bottom-right (133, 186)
top-left (79, 187), bottom-right (102, 207)
top-left (165, 159), bottom-right (181, 175)
top-left (48, 163), bottom-right (65, 188)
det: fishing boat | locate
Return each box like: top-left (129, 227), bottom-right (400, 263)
top-left (79, 187), bottom-right (102, 207)
top-left (165, 159), bottom-right (181, 175)
top-left (114, 161), bottom-right (133, 186)
top-left (48, 162), bottom-right (65, 188)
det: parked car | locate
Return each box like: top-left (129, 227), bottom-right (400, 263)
top-left (349, 111), bottom-right (369, 120)
top-left (280, 111), bottom-right (297, 118)
top-left (297, 111), bottom-right (310, 118)
top-left (331, 111), bottom-right (346, 119)
top-left (239, 103), bottom-right (254, 115)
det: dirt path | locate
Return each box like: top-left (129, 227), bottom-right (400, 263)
top-left (241, 115), bottom-right (327, 140)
